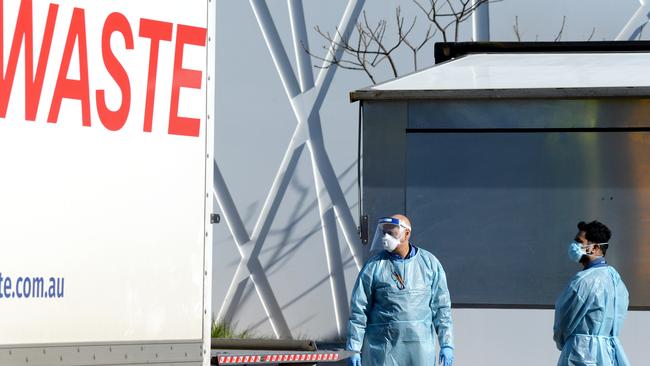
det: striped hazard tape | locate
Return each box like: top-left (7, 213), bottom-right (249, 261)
top-left (216, 352), bottom-right (340, 364)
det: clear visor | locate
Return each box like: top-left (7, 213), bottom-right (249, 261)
top-left (369, 218), bottom-right (411, 253)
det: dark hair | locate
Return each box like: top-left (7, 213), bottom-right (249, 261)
top-left (577, 220), bottom-right (611, 255)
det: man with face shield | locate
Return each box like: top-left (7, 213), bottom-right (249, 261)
top-left (346, 215), bottom-right (454, 366)
top-left (554, 220), bottom-right (630, 366)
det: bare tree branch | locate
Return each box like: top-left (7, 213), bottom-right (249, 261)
top-left (401, 18), bottom-right (436, 70)
top-left (413, 0), bottom-right (451, 42)
top-left (554, 16), bottom-right (566, 42)
top-left (513, 16), bottom-right (522, 42)
top-left (512, 15), bottom-right (594, 42)
top-left (586, 27), bottom-right (596, 41)
top-left (413, 0), bottom-right (492, 42)
top-left (307, 0), bottom-right (494, 84)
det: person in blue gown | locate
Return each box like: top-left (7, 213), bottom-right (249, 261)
top-left (554, 220), bottom-right (630, 366)
top-left (346, 214), bottom-right (454, 366)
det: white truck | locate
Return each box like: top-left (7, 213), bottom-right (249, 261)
top-left (0, 0), bottom-right (215, 364)
top-left (0, 2), bottom-right (355, 365)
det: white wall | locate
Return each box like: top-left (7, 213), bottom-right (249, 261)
top-left (453, 309), bottom-right (650, 366)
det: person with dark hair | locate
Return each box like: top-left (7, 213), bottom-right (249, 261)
top-left (553, 220), bottom-right (630, 366)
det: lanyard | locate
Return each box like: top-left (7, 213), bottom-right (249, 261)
top-left (389, 257), bottom-right (407, 290)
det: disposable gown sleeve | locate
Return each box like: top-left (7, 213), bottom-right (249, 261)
top-left (346, 263), bottom-right (374, 352)
top-left (553, 281), bottom-right (590, 351)
top-left (430, 260), bottom-right (454, 349)
top-left (614, 283), bottom-right (629, 336)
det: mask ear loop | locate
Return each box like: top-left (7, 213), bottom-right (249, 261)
top-left (586, 242), bottom-right (608, 256)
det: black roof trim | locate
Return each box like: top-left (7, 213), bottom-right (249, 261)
top-left (350, 87), bottom-right (650, 102)
top-left (434, 41), bottom-right (650, 64)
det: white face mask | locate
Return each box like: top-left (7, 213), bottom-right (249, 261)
top-left (568, 241), bottom-right (607, 263)
top-left (568, 241), bottom-right (587, 263)
top-left (382, 233), bottom-right (400, 252)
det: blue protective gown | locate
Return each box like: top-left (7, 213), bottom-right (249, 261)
top-left (346, 246), bottom-right (453, 365)
top-left (553, 264), bottom-right (630, 366)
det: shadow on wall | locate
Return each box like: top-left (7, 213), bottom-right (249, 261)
top-left (220, 159), bottom-right (359, 342)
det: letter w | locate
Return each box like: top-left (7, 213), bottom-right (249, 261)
top-left (0, 0), bottom-right (58, 120)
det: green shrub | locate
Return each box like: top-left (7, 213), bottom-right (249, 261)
top-left (211, 320), bottom-right (252, 339)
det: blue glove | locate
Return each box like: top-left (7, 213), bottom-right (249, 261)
top-left (348, 352), bottom-right (361, 366)
top-left (439, 346), bottom-right (454, 366)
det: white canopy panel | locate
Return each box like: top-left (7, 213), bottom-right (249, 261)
top-left (372, 53), bottom-right (650, 91)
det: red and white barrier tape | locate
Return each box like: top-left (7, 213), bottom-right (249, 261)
top-left (217, 352), bottom-right (340, 364)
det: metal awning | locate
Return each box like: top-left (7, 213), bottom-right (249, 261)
top-left (350, 52), bottom-right (650, 101)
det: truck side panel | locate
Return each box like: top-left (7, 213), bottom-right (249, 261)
top-left (0, 0), bottom-right (212, 364)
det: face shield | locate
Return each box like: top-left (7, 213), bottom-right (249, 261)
top-left (370, 217), bottom-right (411, 253)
